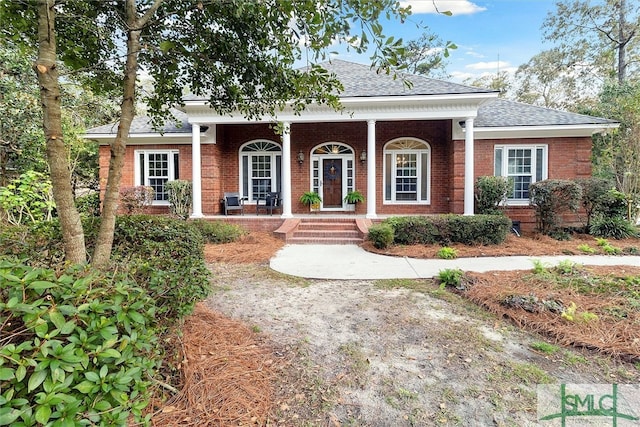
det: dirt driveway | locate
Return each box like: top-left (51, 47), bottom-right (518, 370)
top-left (205, 262), bottom-right (638, 426)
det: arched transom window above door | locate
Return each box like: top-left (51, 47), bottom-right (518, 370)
top-left (383, 138), bottom-right (431, 204)
top-left (239, 140), bottom-right (281, 202)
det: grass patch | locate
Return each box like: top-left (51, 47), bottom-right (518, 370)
top-left (337, 341), bottom-right (370, 388)
top-left (530, 341), bottom-right (560, 354)
top-left (374, 278), bottom-right (432, 292)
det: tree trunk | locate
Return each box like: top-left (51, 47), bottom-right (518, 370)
top-left (618, 0), bottom-right (627, 84)
top-left (92, 0), bottom-right (145, 267)
top-left (34, 0), bottom-right (86, 264)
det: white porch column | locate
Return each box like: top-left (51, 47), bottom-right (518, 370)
top-left (463, 117), bottom-right (475, 216)
top-left (366, 119), bottom-right (377, 219)
top-left (190, 123), bottom-right (203, 218)
top-left (280, 122), bottom-right (293, 218)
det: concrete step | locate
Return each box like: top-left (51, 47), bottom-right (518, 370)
top-left (288, 218), bottom-right (364, 244)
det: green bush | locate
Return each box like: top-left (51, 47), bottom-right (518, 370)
top-left (166, 180), bottom-right (192, 220)
top-left (589, 215), bottom-right (638, 239)
top-left (190, 219), bottom-right (246, 244)
top-left (367, 223), bottom-right (394, 249)
top-left (75, 192), bottom-right (101, 217)
top-left (437, 247), bottom-right (458, 259)
top-left (475, 176), bottom-right (510, 215)
top-left (383, 215), bottom-right (511, 246)
top-left (575, 177), bottom-right (612, 229)
top-left (529, 179), bottom-right (582, 235)
top-left (0, 261), bottom-right (158, 426)
top-left (437, 268), bottom-right (464, 289)
top-left (0, 171), bottom-right (55, 225)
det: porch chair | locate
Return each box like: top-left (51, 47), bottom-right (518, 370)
top-left (256, 192), bottom-right (281, 216)
top-left (223, 192), bottom-right (245, 215)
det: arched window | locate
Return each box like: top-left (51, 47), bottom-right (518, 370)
top-left (240, 140), bottom-right (282, 202)
top-left (383, 138), bottom-right (430, 203)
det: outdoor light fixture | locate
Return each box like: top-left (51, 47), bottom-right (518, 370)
top-left (297, 150), bottom-right (304, 164)
top-left (360, 150), bottom-right (367, 163)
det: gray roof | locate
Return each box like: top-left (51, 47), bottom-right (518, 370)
top-left (299, 59), bottom-right (497, 97)
top-left (476, 99), bottom-right (616, 127)
top-left (85, 109), bottom-right (192, 135)
top-left (87, 60), bottom-right (617, 135)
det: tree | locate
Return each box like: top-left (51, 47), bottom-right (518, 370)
top-left (398, 31), bottom-right (455, 79)
top-left (514, 49), bottom-right (592, 110)
top-left (463, 71), bottom-right (511, 97)
top-left (1, 0), bottom-right (412, 266)
top-left (542, 0), bottom-right (640, 84)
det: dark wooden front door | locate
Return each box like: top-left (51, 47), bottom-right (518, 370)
top-left (322, 158), bottom-right (343, 208)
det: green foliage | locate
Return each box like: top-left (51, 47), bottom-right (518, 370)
top-left (367, 224), bottom-right (394, 249)
top-left (436, 247), bottom-right (458, 260)
top-left (0, 171), bottom-right (55, 225)
top-left (190, 219), bottom-right (246, 244)
top-left (344, 190), bottom-right (365, 204)
top-left (589, 216), bottom-right (637, 239)
top-left (437, 269), bottom-right (464, 290)
top-left (109, 215), bottom-right (211, 320)
top-left (75, 192), bottom-right (101, 217)
top-left (575, 177), bottom-right (613, 229)
top-left (530, 341), bottom-right (559, 355)
top-left (0, 261), bottom-right (158, 426)
top-left (299, 191), bottom-right (322, 206)
top-left (474, 176), bottom-right (510, 215)
top-left (119, 186), bottom-right (154, 215)
top-left (384, 215), bottom-right (511, 246)
top-left (166, 180), bottom-right (192, 220)
top-left (529, 179), bottom-right (582, 235)
top-left (577, 244), bottom-right (596, 254)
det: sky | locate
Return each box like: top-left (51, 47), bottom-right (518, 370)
top-left (332, 0), bottom-right (560, 83)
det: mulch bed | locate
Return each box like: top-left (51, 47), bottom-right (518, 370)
top-left (464, 266), bottom-right (640, 361)
top-left (150, 304), bottom-right (276, 426)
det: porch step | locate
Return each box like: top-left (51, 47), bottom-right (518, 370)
top-left (287, 218), bottom-right (365, 245)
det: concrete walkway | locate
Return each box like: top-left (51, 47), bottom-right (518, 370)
top-left (270, 244), bottom-right (640, 279)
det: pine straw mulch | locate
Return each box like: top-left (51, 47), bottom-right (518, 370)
top-left (462, 265), bottom-right (640, 361)
top-left (149, 304), bottom-right (277, 426)
top-left (363, 232), bottom-right (640, 258)
top-left (204, 232), bottom-right (285, 264)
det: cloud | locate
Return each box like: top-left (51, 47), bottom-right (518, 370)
top-left (466, 60), bottom-right (511, 70)
top-left (401, 0), bottom-right (486, 15)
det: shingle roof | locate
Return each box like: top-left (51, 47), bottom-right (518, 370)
top-left (301, 59), bottom-right (496, 97)
top-left (475, 99), bottom-right (616, 127)
top-left (86, 60), bottom-right (617, 135)
top-left (85, 109), bottom-right (192, 135)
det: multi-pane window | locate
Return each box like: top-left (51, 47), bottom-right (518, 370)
top-left (240, 140), bottom-right (281, 201)
top-left (494, 145), bottom-right (547, 201)
top-left (383, 138), bottom-right (430, 203)
top-left (135, 150), bottom-right (179, 202)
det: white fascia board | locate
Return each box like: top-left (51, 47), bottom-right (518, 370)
top-left (183, 92), bottom-right (498, 124)
top-left (88, 133), bottom-right (192, 145)
top-left (452, 123), bottom-right (620, 140)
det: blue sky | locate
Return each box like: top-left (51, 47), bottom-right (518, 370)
top-left (334, 0), bottom-right (560, 82)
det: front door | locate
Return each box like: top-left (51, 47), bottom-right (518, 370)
top-left (322, 158), bottom-right (343, 208)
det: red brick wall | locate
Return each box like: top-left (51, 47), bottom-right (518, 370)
top-left (98, 126), bottom-right (593, 225)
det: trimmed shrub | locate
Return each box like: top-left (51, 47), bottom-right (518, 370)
top-left (575, 177), bottom-right (612, 229)
top-left (384, 215), bottom-right (511, 246)
top-left (367, 223), bottom-right (394, 249)
top-left (529, 179), bottom-right (582, 235)
top-left (475, 176), bottom-right (510, 215)
top-left (166, 180), bottom-right (192, 220)
top-left (191, 219), bottom-right (246, 244)
top-left (119, 186), bottom-right (154, 214)
top-left (0, 261), bottom-right (159, 426)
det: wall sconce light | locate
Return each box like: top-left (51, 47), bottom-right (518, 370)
top-left (360, 150), bottom-right (367, 163)
top-left (297, 150), bottom-right (304, 164)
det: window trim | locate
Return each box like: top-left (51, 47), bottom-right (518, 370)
top-left (494, 144), bottom-right (548, 205)
top-left (382, 137), bottom-right (431, 205)
top-left (134, 149), bottom-right (179, 205)
top-left (238, 140), bottom-right (282, 203)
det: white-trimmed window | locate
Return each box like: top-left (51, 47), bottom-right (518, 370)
top-left (383, 138), bottom-right (430, 203)
top-left (240, 140), bottom-right (282, 202)
top-left (135, 150), bottom-right (179, 203)
top-left (494, 145), bottom-right (548, 202)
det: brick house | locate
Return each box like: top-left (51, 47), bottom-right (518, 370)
top-left (87, 60), bottom-right (617, 233)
